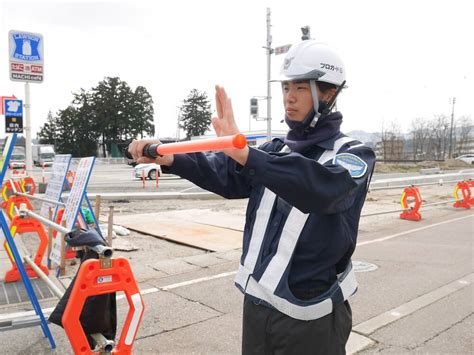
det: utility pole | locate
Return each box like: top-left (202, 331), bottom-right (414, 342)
top-left (24, 82), bottom-right (33, 170)
top-left (265, 8), bottom-right (272, 142)
top-left (448, 97), bottom-right (456, 159)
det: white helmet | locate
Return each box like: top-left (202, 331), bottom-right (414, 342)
top-left (277, 40), bottom-right (346, 128)
top-left (278, 40), bottom-right (346, 87)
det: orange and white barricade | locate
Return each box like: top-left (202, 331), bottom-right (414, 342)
top-left (62, 257), bottom-right (144, 354)
top-left (453, 181), bottom-right (472, 209)
top-left (400, 186), bottom-right (422, 221)
top-left (4, 213), bottom-right (49, 282)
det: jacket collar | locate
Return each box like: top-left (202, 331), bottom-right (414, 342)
top-left (314, 132), bottom-right (345, 150)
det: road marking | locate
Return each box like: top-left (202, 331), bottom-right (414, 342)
top-left (2, 215), bottom-right (471, 327)
top-left (346, 332), bottom-right (374, 355)
top-left (358, 214), bottom-right (473, 246)
top-left (115, 271), bottom-right (238, 301)
top-left (160, 271), bottom-right (237, 291)
top-left (129, 215), bottom-right (473, 296)
top-left (353, 273), bottom-right (473, 335)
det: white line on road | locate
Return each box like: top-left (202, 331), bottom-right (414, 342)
top-left (357, 214), bottom-right (473, 246)
top-left (130, 214), bottom-right (473, 296)
top-left (353, 273), bottom-right (473, 335)
top-left (2, 214), bottom-right (471, 327)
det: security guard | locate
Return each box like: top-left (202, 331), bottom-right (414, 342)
top-left (129, 40), bottom-right (375, 355)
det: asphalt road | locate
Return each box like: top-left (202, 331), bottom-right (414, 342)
top-left (0, 165), bottom-right (472, 354)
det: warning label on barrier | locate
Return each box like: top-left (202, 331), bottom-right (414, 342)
top-left (40, 154), bottom-right (71, 219)
top-left (50, 235), bottom-right (62, 266)
top-left (97, 275), bottom-right (112, 284)
top-left (63, 157), bottom-right (95, 231)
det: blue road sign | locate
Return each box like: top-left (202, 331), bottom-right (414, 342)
top-left (4, 99), bottom-right (23, 133)
top-left (4, 99), bottom-right (23, 117)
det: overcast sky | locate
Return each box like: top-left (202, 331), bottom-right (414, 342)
top-left (0, 0), bottom-right (472, 140)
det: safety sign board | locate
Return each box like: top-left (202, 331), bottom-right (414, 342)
top-left (63, 157), bottom-right (95, 231)
top-left (9, 30), bottom-right (44, 83)
top-left (4, 99), bottom-right (23, 133)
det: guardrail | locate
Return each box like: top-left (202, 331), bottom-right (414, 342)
top-left (72, 157), bottom-right (127, 165)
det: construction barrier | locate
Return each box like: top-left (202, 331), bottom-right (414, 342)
top-left (5, 195), bottom-right (34, 220)
top-left (453, 181), bottom-right (472, 209)
top-left (465, 180), bottom-right (474, 205)
top-left (20, 176), bottom-right (36, 195)
top-left (1, 180), bottom-right (23, 209)
top-left (62, 257), bottom-right (144, 354)
top-left (399, 186), bottom-right (422, 221)
top-left (52, 208), bottom-right (76, 259)
top-left (4, 214), bottom-right (49, 282)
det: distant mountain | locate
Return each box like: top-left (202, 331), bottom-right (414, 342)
top-left (345, 130), bottom-right (381, 147)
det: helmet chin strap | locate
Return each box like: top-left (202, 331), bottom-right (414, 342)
top-left (297, 80), bottom-right (321, 130)
top-left (309, 80), bottom-right (320, 128)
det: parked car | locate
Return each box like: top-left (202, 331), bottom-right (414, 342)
top-left (134, 163), bottom-right (162, 180)
top-left (455, 154), bottom-right (474, 165)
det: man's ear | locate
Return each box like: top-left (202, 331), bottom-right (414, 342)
top-left (326, 87), bottom-right (338, 103)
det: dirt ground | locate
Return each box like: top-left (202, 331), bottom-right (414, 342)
top-left (97, 181), bottom-right (464, 233)
top-left (18, 178), bottom-right (469, 283)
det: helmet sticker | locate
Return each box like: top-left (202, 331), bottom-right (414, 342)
top-left (283, 57), bottom-right (294, 70)
top-left (333, 153), bottom-right (368, 178)
top-left (320, 63), bottom-right (344, 73)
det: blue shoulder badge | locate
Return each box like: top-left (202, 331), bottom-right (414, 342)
top-left (334, 153), bottom-right (368, 178)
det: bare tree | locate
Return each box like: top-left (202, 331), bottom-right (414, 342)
top-left (381, 120), bottom-right (404, 161)
top-left (427, 114), bottom-right (450, 160)
top-left (410, 117), bottom-right (429, 160)
top-left (455, 115), bottom-right (473, 156)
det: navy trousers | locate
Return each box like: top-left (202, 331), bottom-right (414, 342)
top-left (242, 295), bottom-right (352, 355)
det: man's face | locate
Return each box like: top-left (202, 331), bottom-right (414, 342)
top-left (282, 81), bottom-right (315, 122)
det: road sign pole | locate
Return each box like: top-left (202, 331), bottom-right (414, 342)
top-left (24, 82), bottom-right (32, 170)
top-left (266, 8), bottom-right (272, 142)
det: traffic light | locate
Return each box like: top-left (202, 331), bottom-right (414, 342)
top-left (301, 26), bottom-right (311, 40)
top-left (250, 98), bottom-right (258, 116)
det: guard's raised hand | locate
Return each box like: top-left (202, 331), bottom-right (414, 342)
top-left (212, 85), bottom-right (240, 137)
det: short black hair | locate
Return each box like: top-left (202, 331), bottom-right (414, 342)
top-left (316, 81), bottom-right (336, 93)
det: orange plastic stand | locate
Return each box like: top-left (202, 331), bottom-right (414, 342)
top-left (62, 257), bottom-right (144, 354)
top-left (1, 180), bottom-right (23, 208)
top-left (453, 181), bottom-right (471, 209)
top-left (466, 180), bottom-right (474, 205)
top-left (52, 208), bottom-right (76, 259)
top-left (21, 176), bottom-right (36, 195)
top-left (400, 186), bottom-right (422, 221)
top-left (4, 215), bottom-right (49, 282)
top-left (5, 195), bottom-right (34, 220)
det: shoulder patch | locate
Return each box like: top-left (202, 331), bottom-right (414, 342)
top-left (334, 153), bottom-right (368, 178)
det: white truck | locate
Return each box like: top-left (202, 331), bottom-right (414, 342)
top-left (10, 146), bottom-right (26, 169)
top-left (32, 144), bottom-right (56, 166)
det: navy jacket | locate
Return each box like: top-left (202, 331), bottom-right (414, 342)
top-left (163, 133), bottom-right (375, 291)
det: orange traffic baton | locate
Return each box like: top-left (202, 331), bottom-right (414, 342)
top-left (4, 215), bottom-right (49, 282)
top-left (62, 257), bottom-right (144, 354)
top-left (453, 181), bottom-right (472, 209)
top-left (399, 186), bottom-right (422, 221)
